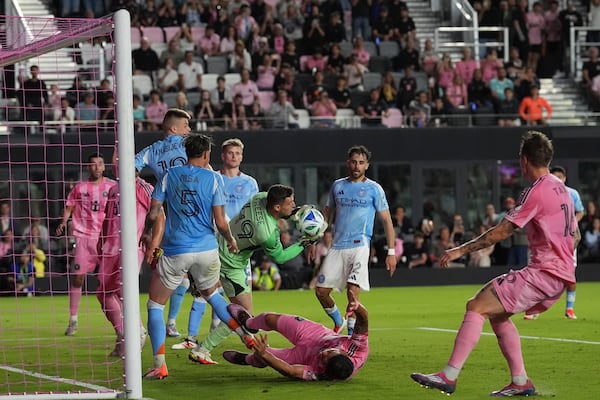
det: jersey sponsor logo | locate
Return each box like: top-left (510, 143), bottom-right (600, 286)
top-left (294, 316), bottom-right (305, 322)
top-left (337, 190), bottom-right (344, 195)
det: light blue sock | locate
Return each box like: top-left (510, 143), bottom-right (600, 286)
top-left (347, 317), bottom-right (356, 336)
top-left (168, 278), bottom-right (189, 320)
top-left (147, 300), bottom-right (166, 355)
top-left (205, 290), bottom-right (233, 324)
top-left (188, 297), bottom-right (207, 338)
top-left (324, 305), bottom-right (343, 327)
top-left (566, 291), bottom-right (576, 309)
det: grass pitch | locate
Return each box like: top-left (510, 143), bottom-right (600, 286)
top-left (1, 283), bottom-right (598, 400)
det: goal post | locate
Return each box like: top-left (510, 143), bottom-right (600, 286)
top-left (0, 9), bottom-right (142, 400)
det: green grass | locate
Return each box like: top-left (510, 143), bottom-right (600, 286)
top-left (1, 284), bottom-right (599, 400)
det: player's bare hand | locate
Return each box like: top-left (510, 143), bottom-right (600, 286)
top-left (253, 333), bottom-right (269, 355)
top-left (385, 254), bottom-right (396, 277)
top-left (226, 237), bottom-right (238, 254)
top-left (439, 248), bottom-right (463, 267)
top-left (56, 222), bottom-right (66, 235)
top-left (305, 244), bottom-right (316, 262)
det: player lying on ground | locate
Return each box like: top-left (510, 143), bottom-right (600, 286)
top-left (223, 302), bottom-right (368, 381)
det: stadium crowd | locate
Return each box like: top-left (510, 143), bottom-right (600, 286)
top-left (27, 0), bottom-right (598, 131)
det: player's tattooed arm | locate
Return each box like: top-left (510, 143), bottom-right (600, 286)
top-left (254, 334), bottom-right (305, 379)
top-left (349, 302), bottom-right (368, 335)
top-left (140, 200), bottom-right (163, 248)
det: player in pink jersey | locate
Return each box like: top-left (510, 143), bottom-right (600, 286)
top-left (223, 302), bottom-right (369, 381)
top-left (411, 130), bottom-right (581, 397)
top-left (56, 153), bottom-right (116, 336)
top-left (97, 152), bottom-right (164, 356)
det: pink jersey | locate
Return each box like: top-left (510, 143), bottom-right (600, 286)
top-left (504, 173), bottom-right (577, 283)
top-left (454, 59), bottom-right (478, 84)
top-left (102, 177), bottom-right (153, 256)
top-left (526, 12), bottom-right (546, 45)
top-left (66, 178), bottom-right (116, 238)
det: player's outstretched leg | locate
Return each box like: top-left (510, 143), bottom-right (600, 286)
top-left (490, 380), bottom-right (536, 397)
top-left (227, 303), bottom-right (259, 334)
top-left (172, 297), bottom-right (207, 350)
top-left (204, 290), bottom-right (255, 349)
top-left (565, 287), bottom-right (577, 319)
top-left (166, 278), bottom-right (190, 337)
top-left (410, 372), bottom-right (457, 394)
top-left (222, 350), bottom-right (250, 366)
top-left (145, 299), bottom-right (169, 380)
top-left (315, 288), bottom-right (345, 333)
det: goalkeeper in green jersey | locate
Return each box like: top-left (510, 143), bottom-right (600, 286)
top-left (189, 184), bottom-right (322, 364)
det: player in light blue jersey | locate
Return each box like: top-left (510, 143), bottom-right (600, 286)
top-left (172, 138), bottom-right (259, 353)
top-left (525, 165), bottom-right (584, 321)
top-left (140, 133), bottom-right (255, 380)
top-left (315, 145), bottom-right (397, 335)
top-left (135, 109), bottom-right (192, 338)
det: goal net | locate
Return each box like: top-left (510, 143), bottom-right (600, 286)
top-left (0, 10), bottom-right (142, 399)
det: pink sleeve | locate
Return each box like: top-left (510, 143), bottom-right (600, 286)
top-left (505, 189), bottom-right (539, 228)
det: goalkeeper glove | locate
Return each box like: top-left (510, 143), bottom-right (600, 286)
top-left (289, 204), bottom-right (317, 222)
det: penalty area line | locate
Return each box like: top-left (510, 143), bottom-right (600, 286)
top-left (417, 327), bottom-right (600, 345)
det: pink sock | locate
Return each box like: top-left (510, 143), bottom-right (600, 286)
top-left (491, 319), bottom-right (526, 377)
top-left (69, 286), bottom-right (82, 317)
top-left (98, 291), bottom-right (123, 334)
top-left (246, 313), bottom-right (270, 331)
top-left (448, 311), bottom-right (486, 370)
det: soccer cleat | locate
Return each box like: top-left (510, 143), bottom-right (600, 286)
top-left (490, 379), bottom-right (536, 397)
top-left (188, 348), bottom-right (218, 365)
top-left (333, 318), bottom-right (347, 334)
top-left (410, 372), bottom-right (456, 394)
top-left (64, 321), bottom-right (78, 336)
top-left (565, 309), bottom-right (577, 319)
top-left (523, 314), bottom-right (539, 320)
top-left (240, 333), bottom-right (257, 350)
top-left (166, 322), bottom-right (181, 337)
top-left (108, 342), bottom-right (124, 358)
top-left (227, 303), bottom-right (258, 333)
top-left (143, 364), bottom-right (168, 380)
top-left (171, 338), bottom-right (198, 350)
top-left (223, 350), bottom-right (249, 366)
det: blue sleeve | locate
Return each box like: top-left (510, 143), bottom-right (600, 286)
top-left (135, 146), bottom-right (149, 172)
top-left (571, 188), bottom-right (584, 212)
top-left (373, 182), bottom-right (389, 212)
top-left (152, 172), bottom-right (168, 202)
top-left (212, 173), bottom-right (226, 206)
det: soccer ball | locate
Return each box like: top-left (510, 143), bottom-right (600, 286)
top-left (295, 207), bottom-right (327, 237)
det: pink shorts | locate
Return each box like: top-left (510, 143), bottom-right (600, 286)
top-left (247, 315), bottom-right (332, 368)
top-left (492, 267), bottom-right (567, 315)
top-left (98, 250), bottom-right (144, 292)
top-left (71, 236), bottom-right (100, 275)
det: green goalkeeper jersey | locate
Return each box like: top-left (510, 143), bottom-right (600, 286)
top-left (219, 192), bottom-right (304, 272)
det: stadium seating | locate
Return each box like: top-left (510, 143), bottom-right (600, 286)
top-left (130, 27), bottom-right (141, 44)
top-left (224, 73), bottom-right (241, 89)
top-left (382, 108), bottom-right (404, 128)
top-left (201, 73), bottom-right (219, 92)
top-left (141, 26), bottom-right (164, 43)
top-left (132, 74), bottom-right (153, 99)
top-left (295, 109), bottom-right (311, 129)
top-left (336, 108), bottom-right (360, 128)
top-left (363, 72), bottom-right (382, 91)
top-left (206, 56), bottom-right (229, 75)
top-left (362, 41), bottom-right (378, 58)
top-left (163, 92), bottom-right (179, 108)
top-left (150, 43), bottom-right (168, 56)
top-left (369, 56), bottom-right (392, 74)
top-left (339, 41), bottom-right (353, 58)
top-left (378, 41), bottom-right (400, 58)
top-left (258, 91), bottom-right (275, 111)
top-left (187, 91), bottom-right (202, 107)
top-left (163, 26), bottom-right (181, 43)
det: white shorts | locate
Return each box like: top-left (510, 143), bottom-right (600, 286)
top-left (157, 249), bottom-right (221, 291)
top-left (315, 246), bottom-right (371, 292)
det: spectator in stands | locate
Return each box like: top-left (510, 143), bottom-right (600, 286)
top-left (270, 23), bottom-right (287, 55)
top-left (0, 203), bottom-right (20, 237)
top-left (395, 5), bottom-right (417, 46)
top-left (394, 38), bottom-right (420, 72)
top-left (232, 68), bottom-right (259, 109)
top-left (66, 77), bottom-right (86, 109)
top-left (83, 0), bottom-right (104, 17)
top-left (397, 65), bottom-right (418, 110)
top-left (99, 95), bottom-right (115, 128)
top-left (526, 1), bottom-right (546, 73)
top-left (403, 231), bottom-right (429, 269)
top-left (251, 36), bottom-right (271, 71)
top-left (480, 48), bottom-right (503, 84)
top-left (229, 40), bottom-right (253, 73)
top-left (267, 90), bottom-right (300, 129)
top-left (379, 71), bottom-right (399, 108)
top-left (95, 79), bottom-right (113, 111)
top-left (132, 37), bottom-right (160, 77)
top-left (482, 203), bottom-right (500, 230)
top-left (436, 54), bottom-right (455, 91)
top-left (213, 6), bottom-right (232, 38)
top-left (430, 225), bottom-right (464, 268)
top-left (580, 216), bottom-right (600, 262)
top-left (330, 75), bottom-right (352, 109)
top-left (210, 75), bottom-right (232, 124)
top-left (20, 222), bottom-right (48, 254)
top-left (408, 90), bottom-right (431, 127)
top-left (357, 88), bottom-right (389, 127)
top-left (22, 217), bottom-right (48, 250)
top-left (132, 95), bottom-right (145, 132)
top-left (352, 0), bottom-right (372, 40)
top-left (0, 229), bottom-right (14, 258)
top-left (455, 48), bottom-right (478, 85)
top-left (580, 201), bottom-right (598, 234)
top-left (445, 73), bottom-right (468, 109)
top-left (476, 0), bottom-right (503, 59)
top-left (542, 0), bottom-right (562, 78)
top-left (304, 48), bottom-right (326, 74)
top-left (174, 91), bottom-right (193, 114)
top-left (519, 84), bottom-right (552, 125)
top-left (220, 26), bottom-right (239, 56)
top-left (467, 225), bottom-right (495, 267)
top-left (281, 4), bottom-right (304, 45)
top-left (159, 39), bottom-right (185, 68)
top-left (303, 4), bottom-right (327, 51)
top-left (54, 97), bottom-right (76, 134)
top-left (311, 89), bottom-right (337, 128)
top-left (515, 66), bottom-right (540, 100)
top-left (235, 4), bottom-right (258, 42)
top-left (252, 254), bottom-right (282, 291)
top-left (178, 51), bottom-right (203, 92)
top-left (372, 6), bottom-right (394, 43)
top-left (224, 93), bottom-right (249, 130)
top-left (351, 36), bottom-right (371, 67)
top-left (497, 87), bottom-right (521, 126)
top-left (251, 0), bottom-right (269, 26)
top-left (582, 46), bottom-right (600, 89)
top-left (591, 74), bottom-right (600, 110)
top-left (195, 89), bottom-right (216, 128)
top-left (421, 39), bottom-right (440, 77)
top-left (25, 242), bottom-right (46, 278)
top-left (20, 65), bottom-right (48, 132)
top-left (305, 71), bottom-right (329, 105)
top-left (229, 0), bottom-right (251, 16)
top-left (505, 46), bottom-right (525, 81)
top-left (157, 0), bottom-right (182, 27)
top-left (326, 44), bottom-right (346, 76)
top-left (281, 41), bottom-right (300, 72)
top-left (198, 25), bottom-right (221, 58)
top-left (158, 57), bottom-right (180, 93)
top-left (489, 67), bottom-right (514, 106)
top-left (256, 54), bottom-right (280, 91)
top-left (75, 92), bottom-right (99, 123)
top-left (559, 2), bottom-right (583, 59)
top-left (468, 69), bottom-right (493, 109)
top-left (48, 84), bottom-right (61, 117)
top-left (9, 252), bottom-right (35, 295)
top-left (144, 90), bottom-right (168, 131)
top-left (181, 0), bottom-right (203, 26)
top-left (344, 53), bottom-right (368, 91)
top-left (511, 0), bottom-right (529, 62)
top-left (247, 100), bottom-right (265, 130)
top-left (140, 0), bottom-right (159, 27)
top-left (324, 11), bottom-right (347, 45)
top-left (587, 0), bottom-right (600, 46)
top-left (278, 68), bottom-right (304, 109)
top-left (430, 97), bottom-right (450, 126)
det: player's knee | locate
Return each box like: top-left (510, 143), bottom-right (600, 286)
top-left (147, 299), bottom-right (165, 311)
top-left (180, 277), bottom-right (190, 289)
top-left (325, 354), bottom-right (354, 380)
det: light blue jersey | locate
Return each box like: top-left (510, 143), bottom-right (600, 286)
top-left (135, 135), bottom-right (187, 180)
top-left (327, 177), bottom-right (389, 249)
top-left (220, 171), bottom-right (259, 219)
top-left (153, 164), bottom-right (225, 256)
top-left (567, 186), bottom-right (584, 213)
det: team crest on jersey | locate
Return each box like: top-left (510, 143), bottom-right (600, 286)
top-left (103, 191), bottom-right (109, 197)
top-left (235, 185), bottom-right (244, 193)
top-left (317, 274), bottom-right (325, 283)
top-left (358, 189), bottom-right (366, 197)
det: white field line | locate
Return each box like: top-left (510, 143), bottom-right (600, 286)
top-left (416, 327), bottom-right (600, 345)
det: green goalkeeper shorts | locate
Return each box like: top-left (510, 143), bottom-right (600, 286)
top-left (220, 262), bottom-right (251, 298)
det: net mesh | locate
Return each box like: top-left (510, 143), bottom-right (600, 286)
top-left (0, 14), bottom-right (124, 397)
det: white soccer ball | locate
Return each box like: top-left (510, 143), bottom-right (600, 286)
top-left (295, 207), bottom-right (327, 238)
